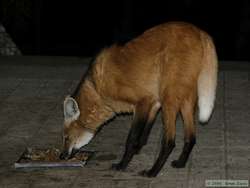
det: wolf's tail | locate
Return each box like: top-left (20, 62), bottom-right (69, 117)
top-left (198, 33), bottom-right (218, 123)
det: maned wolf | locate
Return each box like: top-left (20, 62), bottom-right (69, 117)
top-left (60, 22), bottom-right (218, 177)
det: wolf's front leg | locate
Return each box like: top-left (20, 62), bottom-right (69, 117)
top-left (112, 99), bottom-right (159, 171)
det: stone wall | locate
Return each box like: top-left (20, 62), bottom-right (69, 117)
top-left (0, 24), bottom-right (22, 56)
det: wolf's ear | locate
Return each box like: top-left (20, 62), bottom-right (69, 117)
top-left (64, 96), bottom-right (80, 123)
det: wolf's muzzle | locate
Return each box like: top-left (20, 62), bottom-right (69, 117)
top-left (59, 150), bottom-right (70, 160)
top-left (60, 148), bottom-right (79, 160)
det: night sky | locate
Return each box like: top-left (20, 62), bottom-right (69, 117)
top-left (1, 0), bottom-right (250, 60)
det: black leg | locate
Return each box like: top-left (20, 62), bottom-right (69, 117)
top-left (140, 137), bottom-right (175, 177)
top-left (171, 136), bottom-right (196, 168)
top-left (112, 100), bottom-right (159, 171)
top-left (112, 118), bottom-right (147, 171)
top-left (134, 118), bottom-right (155, 154)
top-left (134, 102), bottom-right (160, 154)
top-left (139, 101), bottom-right (178, 177)
top-left (172, 98), bottom-right (196, 168)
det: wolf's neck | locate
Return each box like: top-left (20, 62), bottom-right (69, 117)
top-left (77, 79), bottom-right (115, 131)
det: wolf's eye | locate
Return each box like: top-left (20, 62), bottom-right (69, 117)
top-left (64, 136), bottom-right (69, 142)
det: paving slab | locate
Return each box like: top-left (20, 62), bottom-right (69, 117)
top-left (0, 57), bottom-right (250, 188)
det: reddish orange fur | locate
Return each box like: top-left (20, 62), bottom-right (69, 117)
top-left (63, 22), bottom-right (217, 165)
top-left (75, 22), bottom-right (214, 132)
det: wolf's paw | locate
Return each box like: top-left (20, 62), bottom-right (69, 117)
top-left (111, 163), bottom-right (126, 171)
top-left (138, 170), bottom-right (156, 178)
top-left (171, 160), bottom-right (186, 168)
top-left (134, 147), bottom-right (141, 155)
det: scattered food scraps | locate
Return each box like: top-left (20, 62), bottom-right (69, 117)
top-left (15, 148), bottom-right (94, 169)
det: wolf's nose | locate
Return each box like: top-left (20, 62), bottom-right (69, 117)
top-left (70, 148), bottom-right (79, 158)
top-left (59, 150), bottom-right (69, 160)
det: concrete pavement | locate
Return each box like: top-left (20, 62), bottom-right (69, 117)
top-left (0, 56), bottom-right (249, 188)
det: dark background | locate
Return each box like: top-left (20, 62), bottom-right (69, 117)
top-left (1, 0), bottom-right (250, 60)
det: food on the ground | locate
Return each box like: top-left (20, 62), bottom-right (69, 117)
top-left (21, 148), bottom-right (90, 162)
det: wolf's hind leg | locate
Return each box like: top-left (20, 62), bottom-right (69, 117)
top-left (172, 95), bottom-right (196, 168)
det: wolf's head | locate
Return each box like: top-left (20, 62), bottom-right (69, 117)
top-left (60, 96), bottom-right (96, 159)
top-left (60, 79), bottom-right (115, 159)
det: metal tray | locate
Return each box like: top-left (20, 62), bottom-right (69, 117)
top-left (14, 148), bottom-right (94, 169)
